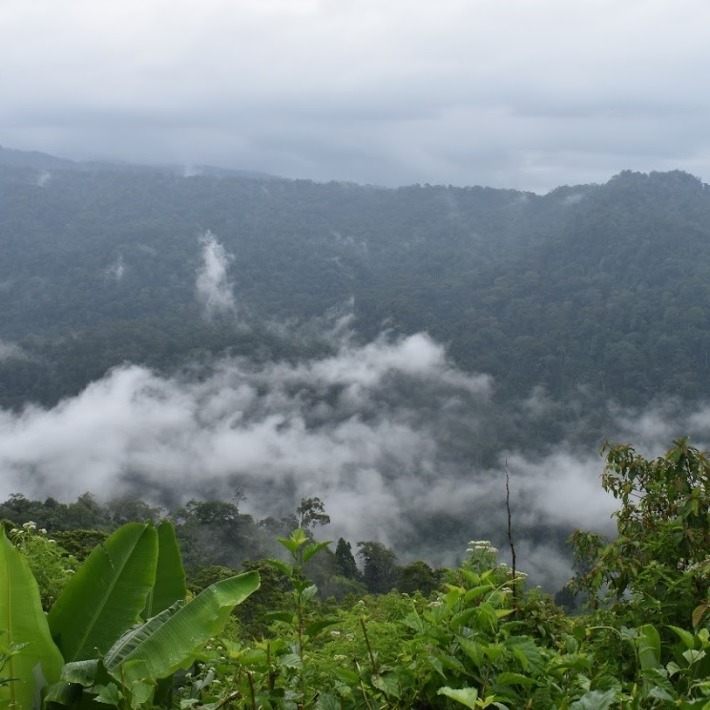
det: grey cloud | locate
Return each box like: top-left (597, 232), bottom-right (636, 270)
top-left (610, 399), bottom-right (710, 456)
top-left (2, 1), bottom-right (710, 190)
top-left (506, 449), bottom-right (617, 534)
top-left (195, 230), bottom-right (237, 319)
top-left (0, 332), bottom-right (485, 506)
top-left (104, 256), bottom-right (125, 282)
top-left (0, 329), bottom-right (498, 566)
top-left (3, 325), bottom-right (710, 589)
top-left (0, 339), bottom-right (26, 361)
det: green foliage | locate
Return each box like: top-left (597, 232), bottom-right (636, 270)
top-left (170, 497), bottom-right (268, 572)
top-left (296, 497), bottom-right (331, 530)
top-left (9, 439), bottom-right (710, 707)
top-left (265, 528), bottom-right (335, 705)
top-left (0, 527), bottom-right (64, 709)
top-left (358, 541), bottom-right (400, 594)
top-left (103, 572), bottom-right (260, 686)
top-left (144, 521), bottom-right (188, 619)
top-left (0, 493), bottom-right (113, 534)
top-left (48, 522), bottom-right (159, 663)
top-left (184, 529), bottom-right (337, 708)
top-left (232, 560), bottom-right (293, 639)
top-left (0, 520), bottom-right (259, 709)
top-left (176, 440), bottom-right (710, 708)
top-left (333, 537), bottom-right (360, 581)
top-left (6, 522), bottom-right (77, 610)
top-left (398, 560), bottom-right (440, 595)
top-left (571, 438), bottom-right (710, 627)
top-left (50, 529), bottom-right (109, 561)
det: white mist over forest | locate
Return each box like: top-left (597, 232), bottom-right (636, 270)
top-left (0, 166), bottom-right (709, 590)
top-left (196, 230), bottom-right (237, 319)
top-left (1, 291), bottom-right (709, 586)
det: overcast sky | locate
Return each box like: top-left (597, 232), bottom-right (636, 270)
top-left (1, 0), bottom-right (709, 191)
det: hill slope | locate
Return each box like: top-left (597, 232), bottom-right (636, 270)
top-left (1, 156), bottom-right (708, 416)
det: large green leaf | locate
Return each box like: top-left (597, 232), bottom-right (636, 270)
top-left (636, 623), bottom-right (661, 671)
top-left (48, 523), bottom-right (158, 662)
top-left (570, 688), bottom-right (618, 710)
top-left (142, 521), bottom-right (186, 618)
top-left (437, 686), bottom-right (479, 709)
top-left (104, 571), bottom-right (260, 682)
top-left (0, 527), bottom-right (64, 710)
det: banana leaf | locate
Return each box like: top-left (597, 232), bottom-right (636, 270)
top-left (0, 527), bottom-right (64, 710)
top-left (104, 571), bottom-right (260, 683)
top-left (48, 523), bottom-right (158, 662)
top-left (142, 521), bottom-right (186, 619)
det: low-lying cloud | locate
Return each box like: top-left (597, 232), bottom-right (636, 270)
top-left (0, 333), bottom-right (489, 511)
top-left (195, 230), bottom-right (236, 319)
top-left (104, 255), bottom-right (125, 282)
top-left (2, 325), bottom-right (709, 588)
top-left (0, 339), bottom-right (26, 361)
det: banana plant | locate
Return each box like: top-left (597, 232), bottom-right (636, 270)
top-left (0, 521), bottom-right (260, 709)
top-left (47, 572), bottom-right (261, 708)
top-left (48, 522), bottom-right (160, 664)
top-left (0, 527), bottom-right (64, 709)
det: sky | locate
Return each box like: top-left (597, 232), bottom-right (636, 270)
top-left (1, 0), bottom-right (709, 192)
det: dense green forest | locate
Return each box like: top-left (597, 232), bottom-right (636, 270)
top-left (1, 147), bottom-right (710, 591)
top-left (1, 149), bottom-right (709, 416)
top-left (2, 148), bottom-right (710, 705)
top-left (3, 439), bottom-right (710, 708)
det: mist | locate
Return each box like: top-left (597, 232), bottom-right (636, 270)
top-left (1, 319), bottom-right (708, 588)
top-left (0, 339), bottom-right (26, 361)
top-left (195, 230), bottom-right (237, 319)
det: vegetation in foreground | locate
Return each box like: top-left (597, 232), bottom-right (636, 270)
top-left (3, 439), bottom-right (710, 708)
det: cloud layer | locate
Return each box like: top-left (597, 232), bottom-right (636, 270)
top-left (0, 333), bottom-right (480, 505)
top-left (195, 230), bottom-right (237, 318)
top-left (3, 321), bottom-right (710, 587)
top-left (1, 1), bottom-right (709, 190)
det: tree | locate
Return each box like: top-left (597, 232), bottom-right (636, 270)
top-left (334, 537), bottom-right (360, 580)
top-left (357, 541), bottom-right (400, 594)
top-left (399, 560), bottom-right (439, 595)
top-left (297, 497), bottom-right (330, 530)
top-left (170, 499), bottom-right (258, 570)
top-left (1, 521), bottom-right (259, 708)
top-left (571, 438), bottom-right (710, 625)
top-left (66, 492), bottom-right (111, 530)
top-left (106, 496), bottom-right (162, 526)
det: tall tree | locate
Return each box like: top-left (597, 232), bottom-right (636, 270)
top-left (357, 541), bottom-right (400, 594)
top-left (297, 497), bottom-right (330, 530)
top-left (334, 537), bottom-right (360, 580)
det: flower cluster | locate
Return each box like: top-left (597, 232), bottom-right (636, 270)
top-left (465, 539), bottom-right (499, 555)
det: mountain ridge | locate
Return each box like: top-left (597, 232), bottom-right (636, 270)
top-left (0, 147), bottom-right (708, 419)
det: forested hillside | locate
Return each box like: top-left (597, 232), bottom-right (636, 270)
top-left (1, 152), bottom-right (709, 412)
top-left (2, 148), bottom-right (710, 585)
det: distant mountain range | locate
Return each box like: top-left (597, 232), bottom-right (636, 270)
top-left (1, 146), bottom-right (709, 434)
top-left (0, 145), bottom-right (274, 179)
